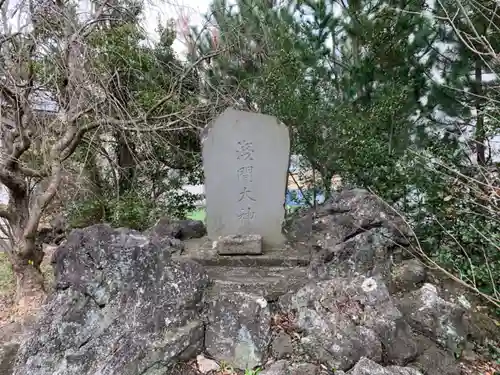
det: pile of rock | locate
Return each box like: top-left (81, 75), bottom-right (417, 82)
top-left (1, 189), bottom-right (498, 375)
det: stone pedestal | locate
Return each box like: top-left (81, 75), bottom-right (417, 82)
top-left (215, 234), bottom-right (263, 255)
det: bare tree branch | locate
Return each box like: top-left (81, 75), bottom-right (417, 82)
top-left (0, 0), bottom-right (228, 297)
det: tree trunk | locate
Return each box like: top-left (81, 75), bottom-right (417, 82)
top-left (109, 67), bottom-right (136, 195)
top-left (84, 143), bottom-right (104, 195)
top-left (473, 56), bottom-right (486, 165)
top-left (7, 232), bottom-right (45, 307)
top-left (10, 251), bottom-right (45, 301)
top-left (9, 190), bottom-right (46, 302)
top-left (115, 130), bottom-right (136, 195)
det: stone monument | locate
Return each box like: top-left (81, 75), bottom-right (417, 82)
top-left (201, 108), bottom-right (290, 249)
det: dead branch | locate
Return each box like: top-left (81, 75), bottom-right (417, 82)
top-left (0, 0), bottom-right (226, 264)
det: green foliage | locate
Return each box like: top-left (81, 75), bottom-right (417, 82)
top-left (67, 197), bottom-right (108, 229)
top-left (244, 368), bottom-right (261, 375)
top-left (67, 184), bottom-right (202, 231)
top-left (194, 0), bottom-right (432, 201)
top-left (108, 192), bottom-right (159, 230)
top-left (410, 159), bottom-right (500, 299)
top-left (67, 192), bottom-right (155, 231)
top-left (64, 0), bottom-right (204, 233)
top-left (192, 0), bottom-right (500, 306)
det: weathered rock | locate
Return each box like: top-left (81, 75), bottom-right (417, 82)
top-left (148, 217), bottom-right (206, 241)
top-left (261, 360), bottom-right (287, 375)
top-left (205, 291), bottom-right (271, 370)
top-left (144, 217), bottom-right (200, 255)
top-left (301, 325), bottom-right (381, 372)
top-left (12, 224), bottom-right (210, 375)
top-left (271, 331), bottom-right (294, 359)
top-left (409, 340), bottom-right (461, 375)
top-left (307, 189), bottom-right (411, 282)
top-left (348, 277), bottom-right (419, 365)
top-left (391, 259), bottom-right (427, 293)
top-left (381, 319), bottom-right (420, 366)
top-left (170, 362), bottom-right (201, 375)
top-left (279, 275), bottom-right (421, 369)
top-left (196, 354), bottom-right (220, 374)
top-left (466, 309), bottom-right (500, 346)
top-left (260, 360), bottom-right (320, 375)
top-left (0, 343), bottom-right (19, 375)
top-left (285, 209), bottom-right (314, 243)
top-left (0, 321), bottom-right (24, 345)
top-left (216, 234), bottom-right (263, 255)
top-left (289, 362), bottom-right (320, 375)
top-left (398, 284), bottom-right (467, 352)
top-left (280, 276), bottom-right (423, 370)
top-left (348, 357), bottom-right (423, 375)
top-left (426, 273), bottom-right (500, 347)
top-left (314, 189), bottom-right (410, 245)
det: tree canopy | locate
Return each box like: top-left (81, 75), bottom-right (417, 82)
top-left (189, 0), bottom-right (500, 304)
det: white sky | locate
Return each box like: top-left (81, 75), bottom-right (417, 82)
top-left (142, 0), bottom-right (214, 56)
top-left (2, 0), bottom-right (213, 58)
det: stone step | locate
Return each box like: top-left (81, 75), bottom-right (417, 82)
top-left (204, 266), bottom-right (310, 300)
top-left (176, 237), bottom-right (310, 267)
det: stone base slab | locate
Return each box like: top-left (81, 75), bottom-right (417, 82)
top-left (215, 234), bottom-right (263, 255)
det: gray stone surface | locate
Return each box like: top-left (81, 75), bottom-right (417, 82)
top-left (12, 224), bottom-right (210, 375)
top-left (398, 283), bottom-right (467, 352)
top-left (271, 332), bottom-right (294, 359)
top-left (348, 357), bottom-right (423, 375)
top-left (145, 217), bottom-right (207, 255)
top-left (0, 343), bottom-right (19, 375)
top-left (201, 108), bottom-right (290, 247)
top-left (178, 237), bottom-right (310, 267)
top-left (260, 360), bottom-right (288, 375)
top-left (260, 360), bottom-right (321, 375)
top-left (278, 276), bottom-right (383, 371)
top-left (290, 363), bottom-right (320, 375)
top-left (410, 338), bottom-right (461, 375)
top-left (305, 188), bottom-right (411, 283)
top-left (205, 291), bottom-right (271, 370)
top-left (216, 234), bottom-right (263, 255)
top-left (278, 275), bottom-right (422, 371)
top-left (391, 259), bottom-right (427, 292)
top-left (147, 217), bottom-right (206, 241)
top-left (204, 266), bottom-right (309, 301)
top-left (4, 188), bottom-right (487, 375)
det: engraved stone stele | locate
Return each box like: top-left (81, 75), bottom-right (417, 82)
top-left (216, 234), bottom-right (263, 255)
top-left (202, 108), bottom-right (290, 248)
